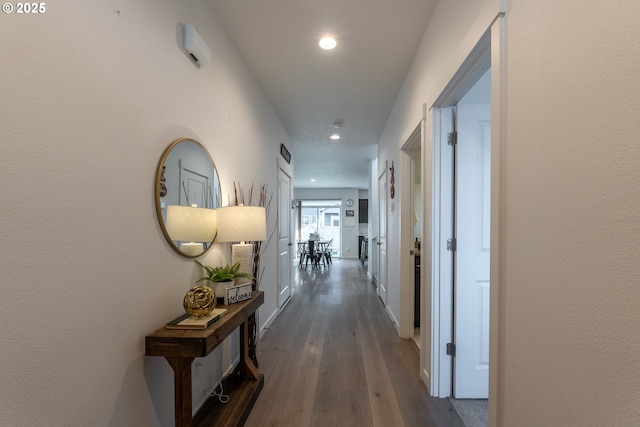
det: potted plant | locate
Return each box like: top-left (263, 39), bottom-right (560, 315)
top-left (194, 260), bottom-right (255, 301)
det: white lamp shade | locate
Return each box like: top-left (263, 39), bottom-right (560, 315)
top-left (216, 206), bottom-right (266, 242)
top-left (165, 205), bottom-right (217, 243)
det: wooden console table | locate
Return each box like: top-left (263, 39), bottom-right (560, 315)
top-left (146, 291), bottom-right (264, 427)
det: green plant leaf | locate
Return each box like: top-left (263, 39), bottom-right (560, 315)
top-left (194, 260), bottom-right (255, 283)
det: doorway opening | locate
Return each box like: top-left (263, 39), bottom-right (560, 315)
top-left (412, 145), bottom-right (422, 347)
top-left (377, 165), bottom-right (388, 306)
top-left (429, 28), bottom-right (492, 406)
top-left (400, 123), bottom-right (424, 346)
top-left (453, 70), bottom-right (491, 398)
top-left (430, 68), bottom-right (491, 427)
top-left (296, 200), bottom-right (342, 261)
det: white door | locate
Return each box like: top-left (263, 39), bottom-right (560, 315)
top-left (179, 163), bottom-right (209, 208)
top-left (278, 161), bottom-right (293, 309)
top-left (377, 166), bottom-right (388, 305)
top-left (454, 103), bottom-right (491, 398)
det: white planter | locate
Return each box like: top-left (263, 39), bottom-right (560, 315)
top-left (213, 280), bottom-right (234, 301)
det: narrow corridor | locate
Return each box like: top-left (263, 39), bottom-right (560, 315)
top-left (246, 259), bottom-right (464, 426)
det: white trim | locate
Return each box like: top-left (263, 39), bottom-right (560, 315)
top-left (260, 307), bottom-right (279, 337)
top-left (400, 120), bottom-right (424, 339)
top-left (429, 105), bottom-right (455, 397)
top-left (377, 162), bottom-right (388, 305)
top-left (278, 150), bottom-right (294, 176)
top-left (386, 305), bottom-right (400, 335)
top-left (431, 31), bottom-right (491, 109)
top-left (277, 156), bottom-right (295, 310)
top-left (489, 14), bottom-right (506, 427)
top-left (429, 27), bottom-right (494, 398)
top-left (428, 108), bottom-right (442, 395)
top-left (418, 111), bottom-right (432, 389)
top-left (399, 151), bottom-right (413, 338)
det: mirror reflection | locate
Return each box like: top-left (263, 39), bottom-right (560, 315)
top-left (155, 138), bottom-right (221, 257)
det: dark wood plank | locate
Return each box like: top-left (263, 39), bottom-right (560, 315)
top-left (245, 261), bottom-right (464, 427)
top-left (145, 292), bottom-right (264, 357)
top-left (279, 366), bottom-right (319, 426)
top-left (248, 348), bottom-right (300, 426)
top-left (341, 391), bottom-right (373, 426)
top-left (193, 374), bottom-right (264, 427)
top-left (166, 356), bottom-right (194, 427)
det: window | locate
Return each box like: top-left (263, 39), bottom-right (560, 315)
top-left (324, 213), bottom-right (339, 227)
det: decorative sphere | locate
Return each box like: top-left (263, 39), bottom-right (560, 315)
top-left (183, 285), bottom-right (216, 317)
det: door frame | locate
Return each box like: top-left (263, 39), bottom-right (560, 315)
top-left (377, 162), bottom-right (388, 306)
top-left (399, 113), bottom-right (426, 339)
top-left (428, 105), bottom-right (455, 397)
top-left (427, 20), bottom-right (506, 406)
top-left (277, 156), bottom-right (294, 310)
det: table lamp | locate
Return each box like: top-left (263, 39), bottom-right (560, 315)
top-left (215, 205), bottom-right (267, 283)
top-left (165, 205), bottom-right (217, 256)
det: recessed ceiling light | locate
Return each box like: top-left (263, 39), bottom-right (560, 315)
top-left (319, 36), bottom-right (336, 50)
top-left (310, 178), bottom-right (316, 182)
top-left (330, 134), bottom-right (341, 140)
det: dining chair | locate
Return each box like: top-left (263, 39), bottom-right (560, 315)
top-left (322, 239), bottom-right (333, 264)
top-left (304, 240), bottom-right (321, 268)
top-left (297, 241), bottom-right (307, 267)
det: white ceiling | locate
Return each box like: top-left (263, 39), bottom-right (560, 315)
top-left (211, 0), bottom-right (438, 189)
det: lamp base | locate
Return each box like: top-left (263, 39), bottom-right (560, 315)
top-left (179, 242), bottom-right (204, 257)
top-left (232, 243), bottom-right (253, 286)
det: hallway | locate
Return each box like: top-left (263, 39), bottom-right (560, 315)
top-left (245, 259), bottom-right (465, 426)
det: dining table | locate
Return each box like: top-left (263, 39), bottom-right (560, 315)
top-left (298, 240), bottom-right (330, 268)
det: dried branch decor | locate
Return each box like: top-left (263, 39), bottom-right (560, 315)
top-left (229, 182), bottom-right (274, 368)
top-left (229, 182), bottom-right (275, 291)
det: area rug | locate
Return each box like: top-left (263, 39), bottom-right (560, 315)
top-left (450, 398), bottom-right (488, 427)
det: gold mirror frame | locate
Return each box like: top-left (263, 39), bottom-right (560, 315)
top-left (154, 138), bottom-right (221, 258)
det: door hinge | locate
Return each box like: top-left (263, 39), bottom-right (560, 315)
top-left (447, 238), bottom-right (456, 251)
top-left (446, 342), bottom-right (456, 356)
top-left (447, 131), bottom-right (457, 146)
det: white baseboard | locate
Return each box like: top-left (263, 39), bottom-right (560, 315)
top-left (386, 305), bottom-right (401, 335)
top-left (260, 307), bottom-right (279, 338)
top-left (421, 367), bottom-right (431, 394)
top-left (224, 356), bottom-right (240, 377)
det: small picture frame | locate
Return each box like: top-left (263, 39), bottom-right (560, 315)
top-left (224, 283), bottom-right (253, 305)
top-left (280, 144), bottom-right (291, 164)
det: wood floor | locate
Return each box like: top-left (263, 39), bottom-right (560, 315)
top-left (245, 259), bottom-right (465, 427)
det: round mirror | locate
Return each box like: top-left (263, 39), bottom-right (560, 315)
top-left (155, 138), bottom-right (221, 258)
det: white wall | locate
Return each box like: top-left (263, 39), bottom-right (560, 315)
top-left (0, 1), bottom-right (288, 425)
top-left (4, 1), bottom-right (639, 425)
top-left (379, 0), bottom-right (640, 425)
top-left (377, 0), bottom-right (502, 341)
top-left (499, 1), bottom-right (640, 425)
